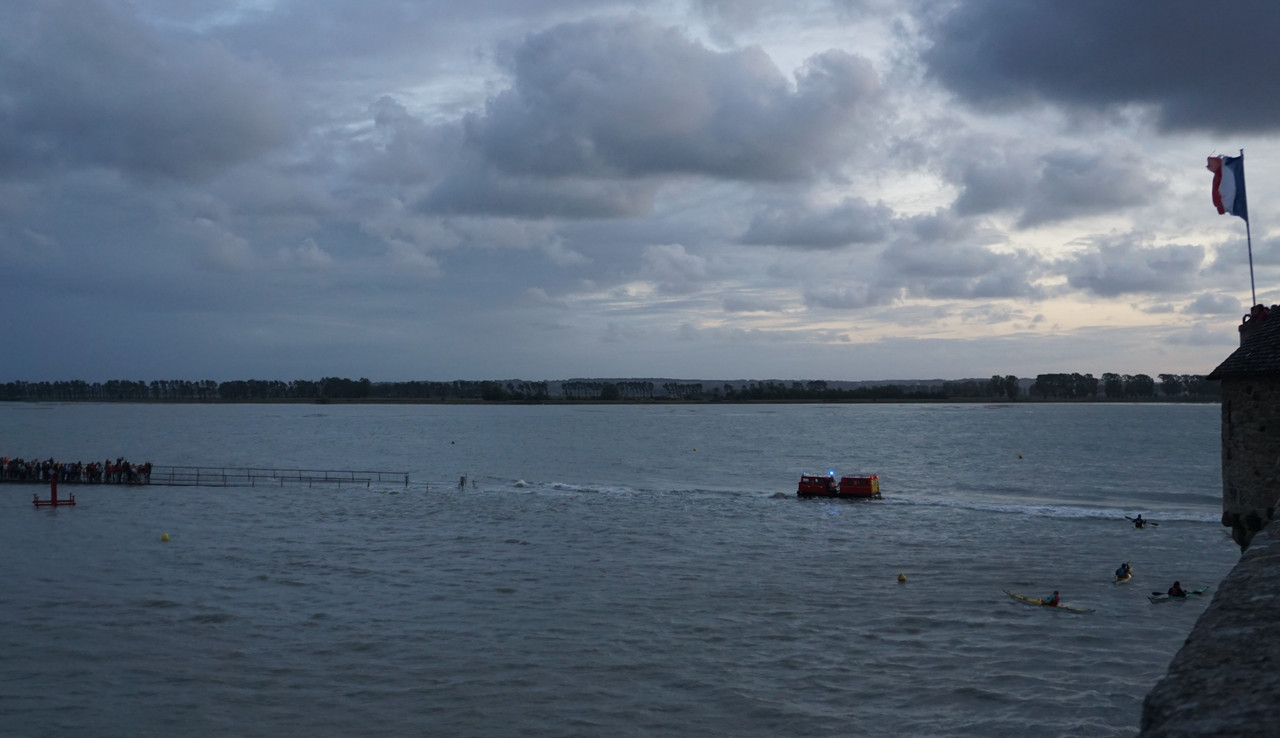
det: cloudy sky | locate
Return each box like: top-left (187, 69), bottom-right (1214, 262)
top-left (4, 0), bottom-right (1278, 383)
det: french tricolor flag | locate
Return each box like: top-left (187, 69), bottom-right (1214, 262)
top-left (1208, 154), bottom-right (1248, 221)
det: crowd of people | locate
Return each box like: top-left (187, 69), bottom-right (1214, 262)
top-left (1, 456), bottom-right (153, 484)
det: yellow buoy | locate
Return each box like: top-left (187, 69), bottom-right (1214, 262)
top-left (161, 533), bottom-right (170, 542)
top-left (897, 573), bottom-right (906, 583)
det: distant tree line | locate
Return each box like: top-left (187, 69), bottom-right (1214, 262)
top-left (562, 381), bottom-right (653, 400)
top-left (0, 378), bottom-right (549, 402)
top-left (0, 373), bottom-right (1217, 403)
top-left (1028, 373), bottom-right (1219, 400)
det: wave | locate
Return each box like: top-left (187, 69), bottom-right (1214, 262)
top-left (474, 477), bottom-right (1222, 523)
top-left (879, 495), bottom-right (1221, 523)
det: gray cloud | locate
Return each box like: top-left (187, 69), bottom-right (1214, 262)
top-left (356, 96), bottom-right (462, 186)
top-left (348, 95), bottom-right (661, 220)
top-left (465, 16), bottom-right (883, 181)
top-left (0, 0), bottom-right (291, 181)
top-left (947, 145), bottom-right (1038, 219)
top-left (421, 163), bottom-right (658, 219)
top-left (881, 210), bottom-right (1046, 300)
top-left (740, 197), bottom-right (892, 248)
top-left (0, 1), bottom-right (1255, 383)
top-left (183, 0), bottom-right (632, 101)
top-left (945, 143), bottom-right (1164, 227)
top-left (1060, 237), bottom-right (1205, 297)
top-left (1184, 293), bottom-right (1242, 316)
top-left (795, 210), bottom-right (1048, 309)
top-left (804, 282), bottom-right (901, 310)
top-left (722, 293), bottom-right (787, 313)
top-left (886, 243), bottom-right (1045, 300)
top-left (921, 0), bottom-right (1280, 134)
top-left (640, 243), bottom-right (709, 295)
top-left (1018, 151), bottom-right (1163, 228)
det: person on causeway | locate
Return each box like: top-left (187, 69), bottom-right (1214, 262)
top-left (1043, 590), bottom-right (1061, 607)
top-left (1168, 581), bottom-right (1187, 598)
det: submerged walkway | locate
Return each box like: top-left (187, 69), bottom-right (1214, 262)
top-left (148, 466), bottom-right (410, 488)
top-left (3, 465), bottom-right (410, 489)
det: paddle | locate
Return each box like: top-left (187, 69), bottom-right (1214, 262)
top-left (1125, 516), bottom-right (1158, 527)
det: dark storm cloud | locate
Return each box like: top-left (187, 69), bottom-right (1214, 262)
top-left (0, 0), bottom-right (290, 181)
top-left (921, 0), bottom-right (1280, 133)
top-left (465, 16), bottom-right (882, 181)
top-left (740, 197), bottom-right (892, 248)
top-left (946, 144), bottom-right (1163, 228)
top-left (1060, 237), bottom-right (1205, 297)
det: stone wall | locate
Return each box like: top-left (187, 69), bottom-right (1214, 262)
top-left (1139, 522), bottom-right (1279, 736)
top-left (1218, 377), bottom-right (1280, 548)
top-left (1147, 315), bottom-right (1280, 734)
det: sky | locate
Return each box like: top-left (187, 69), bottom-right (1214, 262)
top-left (4, 0), bottom-right (1280, 383)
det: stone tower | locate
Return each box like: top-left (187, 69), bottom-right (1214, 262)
top-left (1207, 304), bottom-right (1280, 549)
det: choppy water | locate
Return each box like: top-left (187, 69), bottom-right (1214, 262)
top-left (0, 402), bottom-right (1238, 736)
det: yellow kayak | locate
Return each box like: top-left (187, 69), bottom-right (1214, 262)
top-left (1004, 590), bottom-right (1094, 614)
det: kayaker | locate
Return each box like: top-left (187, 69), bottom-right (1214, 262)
top-left (1168, 581), bottom-right (1187, 598)
top-left (1043, 591), bottom-right (1061, 607)
top-left (1115, 562), bottom-right (1131, 579)
top-left (1133, 514), bottom-right (1146, 529)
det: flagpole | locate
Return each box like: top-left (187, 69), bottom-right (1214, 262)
top-left (1243, 148), bottom-right (1257, 307)
top-left (1247, 214), bottom-right (1256, 307)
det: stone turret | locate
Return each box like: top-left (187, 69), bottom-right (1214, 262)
top-left (1207, 304), bottom-right (1280, 549)
top-left (1138, 305), bottom-right (1280, 735)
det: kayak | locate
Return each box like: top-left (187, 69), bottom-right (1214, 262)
top-left (1149, 586), bottom-right (1209, 603)
top-left (1114, 564), bottom-right (1134, 584)
top-left (1004, 590), bottom-right (1094, 614)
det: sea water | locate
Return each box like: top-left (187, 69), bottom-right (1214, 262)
top-left (0, 402), bottom-right (1238, 737)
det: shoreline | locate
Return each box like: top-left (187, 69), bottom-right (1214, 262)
top-left (0, 396), bottom-right (1219, 405)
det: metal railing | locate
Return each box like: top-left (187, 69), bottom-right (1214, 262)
top-left (2, 466), bottom-right (410, 489)
top-left (148, 466), bottom-right (410, 488)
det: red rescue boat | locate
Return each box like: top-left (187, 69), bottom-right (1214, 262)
top-left (796, 473), bottom-right (881, 499)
